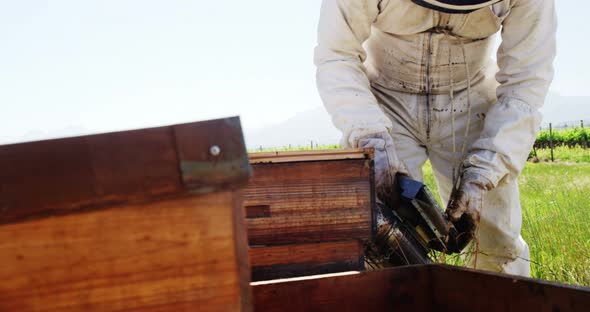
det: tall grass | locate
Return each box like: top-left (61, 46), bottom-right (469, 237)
top-left (518, 163), bottom-right (590, 285)
top-left (423, 161), bottom-right (590, 286)
top-left (533, 146), bottom-right (590, 163)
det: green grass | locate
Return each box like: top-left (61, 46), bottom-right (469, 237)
top-left (532, 146), bottom-right (590, 163)
top-left (518, 162), bottom-right (590, 285)
top-left (423, 159), bottom-right (590, 286)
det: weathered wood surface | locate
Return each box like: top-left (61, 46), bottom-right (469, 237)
top-left (249, 241), bottom-right (364, 281)
top-left (245, 149), bottom-right (374, 281)
top-left (245, 159), bottom-right (373, 246)
top-left (249, 148), bottom-right (372, 164)
top-left (0, 191), bottom-right (251, 312)
top-left (252, 264), bottom-right (590, 312)
top-left (252, 266), bottom-right (432, 312)
top-left (430, 265), bottom-right (590, 312)
top-left (0, 117), bottom-right (252, 311)
top-left (0, 117), bottom-right (250, 225)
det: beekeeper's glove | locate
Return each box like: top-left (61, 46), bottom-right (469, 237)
top-left (358, 131), bottom-right (407, 192)
top-left (445, 171), bottom-right (493, 251)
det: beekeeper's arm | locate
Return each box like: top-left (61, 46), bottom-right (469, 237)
top-left (461, 0), bottom-right (557, 187)
top-left (314, 0), bottom-right (404, 187)
top-left (314, 0), bottom-right (392, 148)
top-left (448, 0), bottom-right (557, 229)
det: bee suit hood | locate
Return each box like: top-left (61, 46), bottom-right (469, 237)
top-left (412, 0), bottom-right (504, 13)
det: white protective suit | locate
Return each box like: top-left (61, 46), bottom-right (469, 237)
top-left (315, 0), bottom-right (556, 276)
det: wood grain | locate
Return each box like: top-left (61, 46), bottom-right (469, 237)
top-left (253, 264), bottom-right (590, 312)
top-left (0, 117), bottom-right (250, 225)
top-left (252, 266), bottom-right (432, 312)
top-left (250, 240), bottom-right (362, 267)
top-left (244, 160), bottom-right (373, 246)
top-left (429, 265), bottom-right (590, 312)
top-left (249, 241), bottom-right (363, 281)
top-left (244, 154), bottom-right (374, 281)
top-left (0, 192), bottom-right (251, 312)
top-left (249, 148), bottom-right (371, 164)
top-left (0, 127), bottom-right (182, 225)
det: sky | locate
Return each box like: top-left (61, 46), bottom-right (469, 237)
top-left (0, 0), bottom-right (588, 144)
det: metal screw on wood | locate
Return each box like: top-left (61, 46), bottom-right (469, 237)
top-left (210, 145), bottom-right (221, 156)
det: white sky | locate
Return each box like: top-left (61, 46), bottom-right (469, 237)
top-left (0, 0), bottom-right (588, 144)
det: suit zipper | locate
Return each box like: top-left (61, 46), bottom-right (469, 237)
top-left (425, 31), bottom-right (433, 141)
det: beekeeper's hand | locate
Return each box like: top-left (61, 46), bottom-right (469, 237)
top-left (445, 171), bottom-right (493, 251)
top-left (358, 131), bottom-right (408, 192)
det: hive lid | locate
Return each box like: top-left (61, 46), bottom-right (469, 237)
top-left (0, 117), bottom-right (251, 224)
top-left (249, 148), bottom-right (373, 164)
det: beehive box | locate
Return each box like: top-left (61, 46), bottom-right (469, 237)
top-left (244, 149), bottom-right (375, 281)
top-left (245, 149), bottom-right (590, 312)
top-left (252, 264), bottom-right (590, 312)
top-left (0, 117), bottom-right (252, 311)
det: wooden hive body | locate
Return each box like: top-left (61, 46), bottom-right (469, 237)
top-left (0, 117), bottom-right (252, 311)
top-left (244, 149), bottom-right (375, 281)
top-left (245, 151), bottom-right (590, 312)
top-left (252, 264), bottom-right (590, 312)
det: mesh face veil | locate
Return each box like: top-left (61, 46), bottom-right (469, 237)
top-left (411, 0), bottom-right (503, 13)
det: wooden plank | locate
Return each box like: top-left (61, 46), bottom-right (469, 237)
top-left (245, 159), bottom-right (373, 246)
top-left (249, 241), bottom-right (363, 281)
top-left (253, 264), bottom-right (590, 312)
top-left (250, 241), bottom-right (362, 267)
top-left (0, 191), bottom-right (251, 312)
top-left (429, 264), bottom-right (590, 312)
top-left (230, 192), bottom-right (253, 310)
top-left (0, 118), bottom-right (250, 224)
top-left (0, 127), bottom-right (181, 225)
top-left (249, 148), bottom-right (371, 164)
top-left (174, 118), bottom-right (251, 190)
top-left (252, 266), bottom-right (432, 312)
top-left (0, 117), bottom-right (250, 225)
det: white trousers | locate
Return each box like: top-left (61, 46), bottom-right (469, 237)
top-left (371, 78), bottom-right (531, 277)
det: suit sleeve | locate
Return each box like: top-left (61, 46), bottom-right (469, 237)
top-left (463, 0), bottom-right (557, 186)
top-left (314, 0), bottom-right (393, 147)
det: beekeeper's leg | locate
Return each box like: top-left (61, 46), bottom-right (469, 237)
top-left (427, 87), bottom-right (531, 277)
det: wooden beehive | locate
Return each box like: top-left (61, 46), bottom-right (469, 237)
top-left (252, 264), bottom-right (590, 312)
top-left (244, 149), bottom-right (375, 281)
top-left (0, 117), bottom-right (252, 311)
top-left (244, 149), bottom-right (590, 312)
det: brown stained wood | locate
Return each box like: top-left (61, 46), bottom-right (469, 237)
top-left (249, 148), bottom-right (371, 164)
top-left (250, 241), bottom-right (362, 267)
top-left (0, 117), bottom-right (250, 225)
top-left (245, 205), bottom-right (271, 219)
top-left (230, 193), bottom-right (253, 310)
top-left (0, 192), bottom-right (251, 312)
top-left (252, 266), bottom-right (432, 312)
top-left (247, 158), bottom-right (372, 184)
top-left (253, 264), bottom-right (590, 312)
top-left (174, 118), bottom-right (251, 190)
top-left (429, 265), bottom-right (590, 312)
top-left (245, 159), bottom-right (373, 246)
top-left (0, 127), bottom-right (181, 224)
top-left (249, 241), bottom-right (364, 281)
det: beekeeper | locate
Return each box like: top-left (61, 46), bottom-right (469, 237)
top-left (315, 0), bottom-right (556, 277)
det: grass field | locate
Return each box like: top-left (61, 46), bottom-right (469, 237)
top-left (423, 158), bottom-right (590, 286)
top-left (532, 145), bottom-right (590, 163)
top-left (252, 146), bottom-right (590, 286)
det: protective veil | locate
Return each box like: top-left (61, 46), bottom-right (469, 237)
top-left (315, 0), bottom-right (556, 276)
top-left (412, 0), bottom-right (504, 13)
